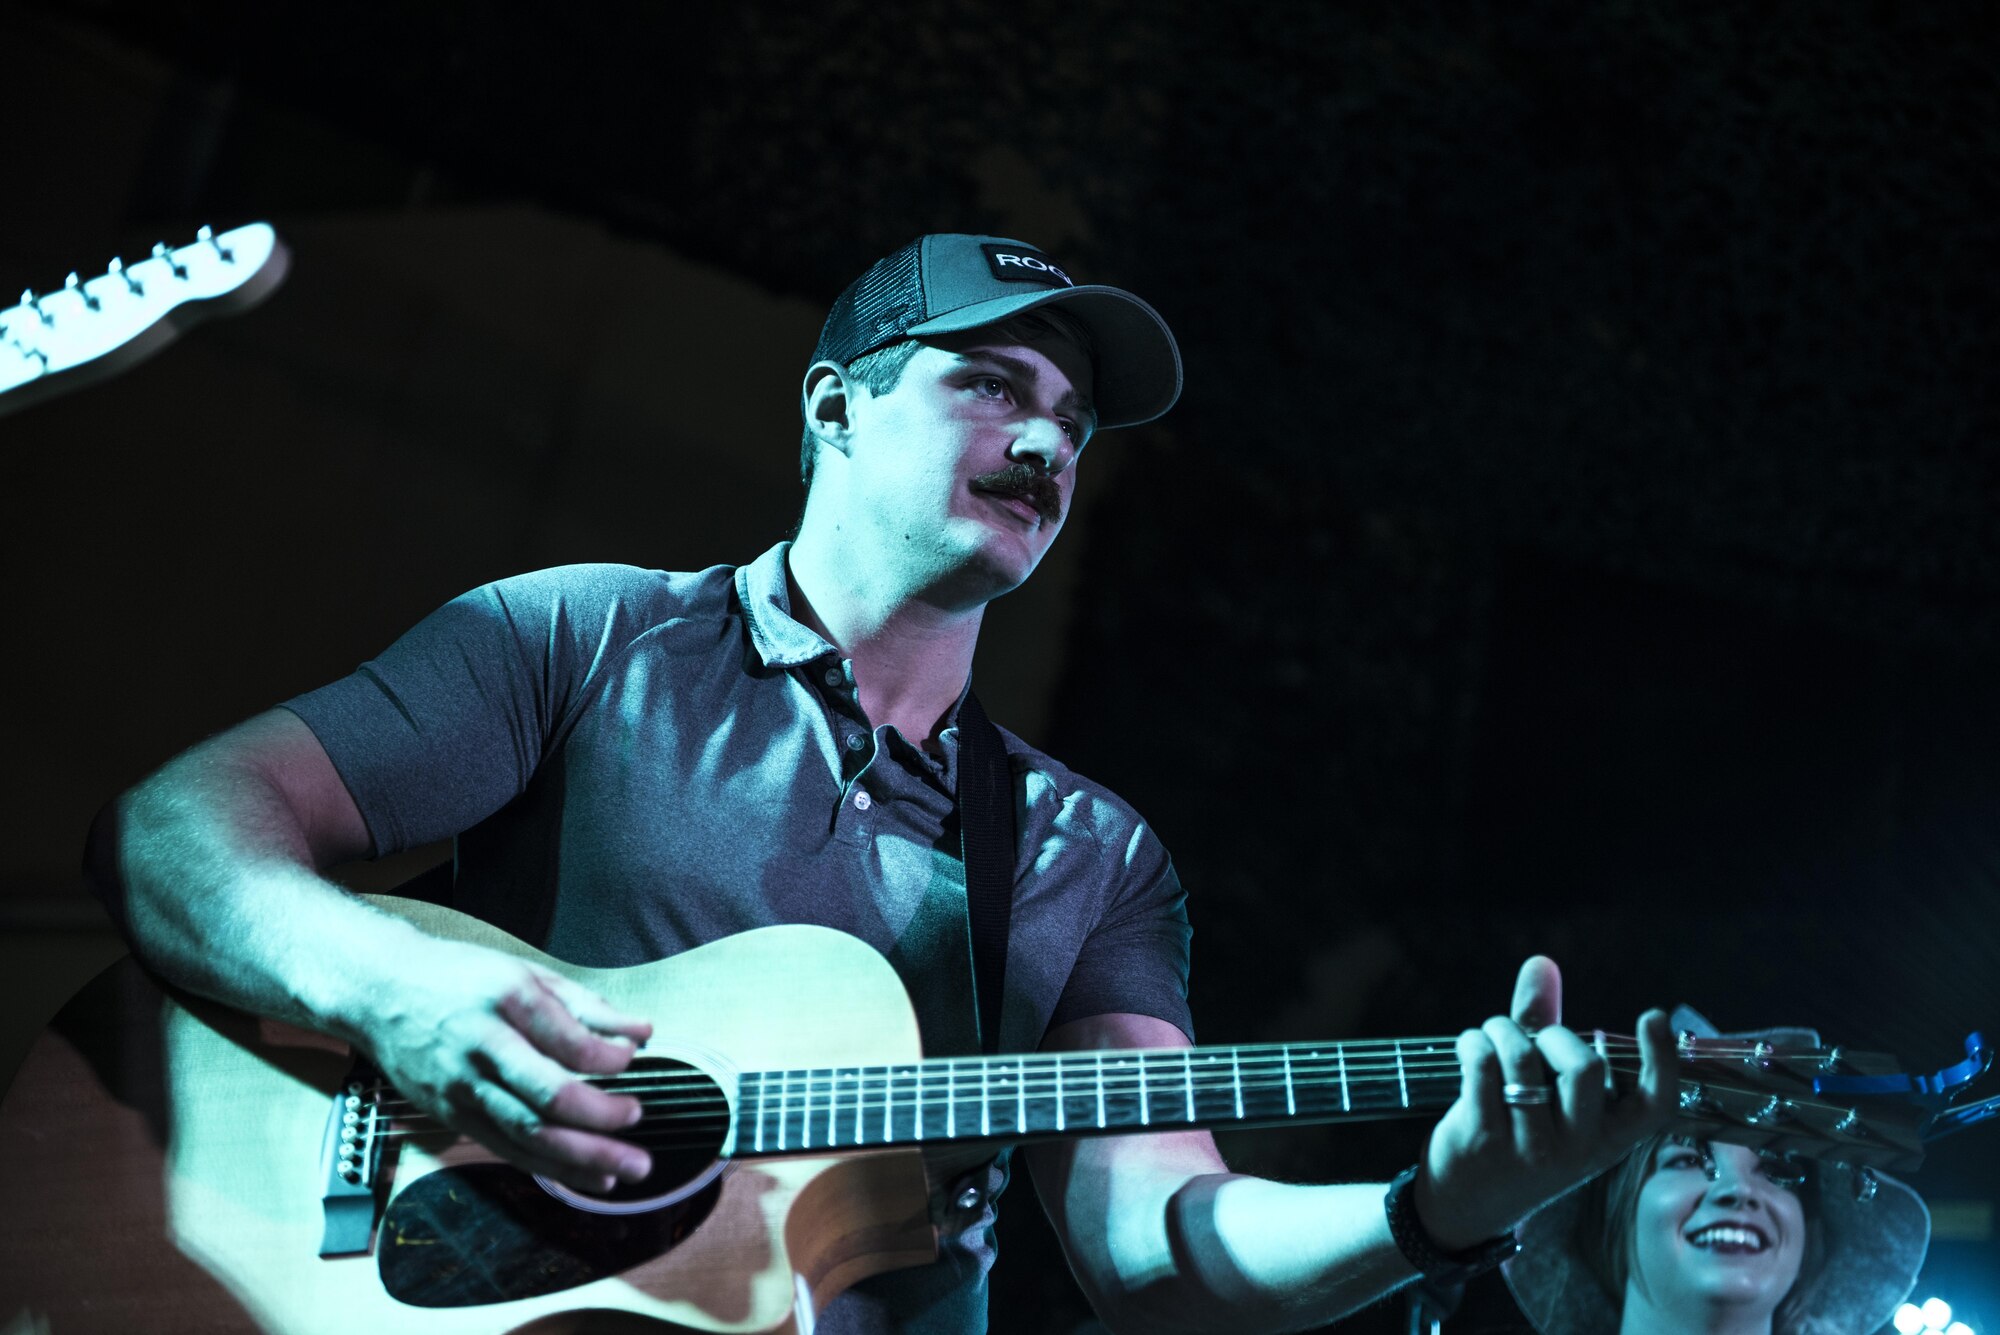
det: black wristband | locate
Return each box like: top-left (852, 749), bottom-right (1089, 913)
top-left (1383, 1164), bottom-right (1520, 1284)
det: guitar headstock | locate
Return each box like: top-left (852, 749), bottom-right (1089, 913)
top-left (1660, 1029), bottom-right (1996, 1176)
top-left (1669, 1035), bottom-right (1932, 1173)
top-left (0, 222), bottom-right (289, 415)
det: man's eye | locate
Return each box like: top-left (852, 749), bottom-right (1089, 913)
top-left (1661, 1152), bottom-right (1701, 1170)
top-left (1059, 419), bottom-right (1077, 441)
top-left (973, 376), bottom-right (1008, 398)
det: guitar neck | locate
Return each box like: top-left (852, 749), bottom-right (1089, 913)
top-left (728, 1040), bottom-right (1462, 1155)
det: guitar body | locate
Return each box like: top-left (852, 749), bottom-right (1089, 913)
top-left (0, 900), bottom-right (939, 1334)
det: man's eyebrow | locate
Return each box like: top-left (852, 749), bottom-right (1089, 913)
top-left (956, 348), bottom-right (1099, 431)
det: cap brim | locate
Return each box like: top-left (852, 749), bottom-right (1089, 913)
top-left (905, 284), bottom-right (1182, 430)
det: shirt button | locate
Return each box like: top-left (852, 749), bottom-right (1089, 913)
top-left (823, 667), bottom-right (843, 687)
top-left (853, 791), bottom-right (872, 811)
top-left (955, 1185), bottom-right (983, 1211)
top-left (844, 732), bottom-right (866, 752)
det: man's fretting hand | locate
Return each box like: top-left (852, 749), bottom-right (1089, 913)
top-left (1412, 956), bottom-right (1677, 1253)
top-left (355, 938), bottom-right (655, 1195)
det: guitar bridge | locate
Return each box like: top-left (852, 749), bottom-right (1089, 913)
top-left (318, 1060), bottom-right (388, 1257)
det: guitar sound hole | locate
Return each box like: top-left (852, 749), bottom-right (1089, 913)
top-left (550, 1056), bottom-right (732, 1212)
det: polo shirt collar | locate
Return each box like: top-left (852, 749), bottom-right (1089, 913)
top-left (736, 541), bottom-right (839, 669)
top-left (735, 541), bottom-right (974, 760)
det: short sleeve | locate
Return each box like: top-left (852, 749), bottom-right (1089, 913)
top-left (282, 564), bottom-right (661, 857)
top-left (1047, 820), bottom-right (1195, 1042)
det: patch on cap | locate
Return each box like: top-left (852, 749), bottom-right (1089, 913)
top-left (981, 244), bottom-right (1075, 288)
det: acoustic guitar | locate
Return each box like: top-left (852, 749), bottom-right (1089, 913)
top-left (0, 895), bottom-right (1988, 1333)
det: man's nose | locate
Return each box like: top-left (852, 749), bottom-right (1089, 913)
top-left (1009, 416), bottom-right (1075, 475)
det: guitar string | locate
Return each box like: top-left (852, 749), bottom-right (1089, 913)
top-left (361, 1040), bottom-right (1813, 1118)
top-left (355, 1043), bottom-right (1843, 1137)
top-left (362, 1056), bottom-right (1548, 1122)
top-left (369, 1074), bottom-right (1894, 1159)
top-left (361, 1034), bottom-right (1726, 1099)
top-left (364, 1048), bottom-right (1815, 1122)
top-left (366, 1054), bottom-right (1828, 1146)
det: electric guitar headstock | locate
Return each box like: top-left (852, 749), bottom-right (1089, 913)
top-left (0, 221), bottom-right (289, 416)
top-left (1664, 1029), bottom-right (1994, 1179)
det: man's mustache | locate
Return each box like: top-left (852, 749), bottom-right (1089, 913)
top-left (971, 463), bottom-right (1063, 526)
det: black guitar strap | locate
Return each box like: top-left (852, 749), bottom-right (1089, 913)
top-left (955, 692), bottom-right (1015, 1056)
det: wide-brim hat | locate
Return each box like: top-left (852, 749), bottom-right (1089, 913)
top-left (811, 233), bottom-right (1182, 430)
top-left (1503, 1006), bottom-right (1930, 1335)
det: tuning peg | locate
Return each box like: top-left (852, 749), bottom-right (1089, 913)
top-left (1852, 1166), bottom-right (1879, 1203)
top-left (153, 241), bottom-right (189, 280)
top-left (66, 271), bottom-right (101, 312)
top-left (1678, 1082), bottom-right (1720, 1114)
top-left (1747, 1042), bottom-right (1776, 1069)
top-left (1833, 1108), bottom-right (1869, 1138)
top-left (197, 224), bottom-right (235, 263)
top-left (1677, 1031), bottom-right (1699, 1057)
top-left (1818, 1046), bottom-right (1846, 1073)
top-left (1745, 1096), bottom-right (1788, 1126)
top-left (109, 257), bottom-right (144, 296)
top-left (20, 289), bottom-right (53, 326)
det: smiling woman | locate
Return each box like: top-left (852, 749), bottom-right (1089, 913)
top-left (1504, 1010), bottom-right (1932, 1335)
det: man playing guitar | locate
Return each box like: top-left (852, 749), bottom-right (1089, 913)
top-left (86, 233), bottom-right (1677, 1332)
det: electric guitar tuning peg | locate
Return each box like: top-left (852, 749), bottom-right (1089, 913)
top-left (197, 224), bottom-right (235, 262)
top-left (153, 241), bottom-right (188, 280)
top-left (66, 272), bottom-right (101, 312)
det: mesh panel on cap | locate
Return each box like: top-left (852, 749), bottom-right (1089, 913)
top-left (813, 238), bottom-right (926, 364)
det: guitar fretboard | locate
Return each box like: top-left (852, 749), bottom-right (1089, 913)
top-left (732, 1041), bottom-right (1462, 1155)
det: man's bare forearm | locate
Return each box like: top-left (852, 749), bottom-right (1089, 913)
top-left (1163, 1175), bottom-right (1416, 1331)
top-left (1059, 1163), bottom-right (1414, 1335)
top-left (84, 724), bottom-right (425, 1043)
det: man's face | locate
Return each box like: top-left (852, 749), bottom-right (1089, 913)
top-left (841, 327), bottom-right (1097, 605)
top-left (1627, 1139), bottom-right (1807, 1324)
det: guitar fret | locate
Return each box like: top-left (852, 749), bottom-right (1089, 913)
top-left (1183, 1051), bottom-right (1195, 1122)
top-left (1096, 1052), bottom-right (1107, 1129)
top-left (781, 1069), bottom-right (794, 1151)
top-left (1339, 1046), bottom-right (1350, 1112)
top-left (823, 1068), bottom-right (835, 1148)
top-left (1283, 1046), bottom-right (1296, 1116)
top-left (891, 1065), bottom-right (915, 1143)
top-left (981, 1061), bottom-right (991, 1138)
top-left (1395, 1043), bottom-right (1409, 1109)
top-left (1017, 1056), bottom-right (1028, 1134)
top-left (1138, 1051), bottom-right (1151, 1126)
top-left (1232, 1048), bottom-right (1244, 1119)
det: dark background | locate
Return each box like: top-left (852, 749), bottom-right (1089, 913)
top-left (4, 2), bottom-right (1995, 1332)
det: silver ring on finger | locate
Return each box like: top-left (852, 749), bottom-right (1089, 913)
top-left (1502, 1082), bottom-right (1555, 1107)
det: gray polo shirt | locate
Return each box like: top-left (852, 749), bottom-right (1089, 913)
top-left (285, 541), bottom-right (1193, 1333)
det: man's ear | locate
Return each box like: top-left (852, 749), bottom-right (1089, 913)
top-left (802, 360), bottom-right (858, 458)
